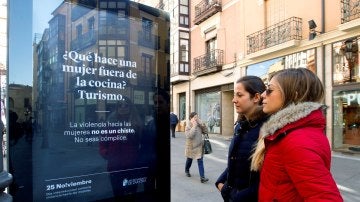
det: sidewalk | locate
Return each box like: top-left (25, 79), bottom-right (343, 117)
top-left (171, 132), bottom-right (360, 202)
top-left (171, 132), bottom-right (227, 202)
top-left (331, 152), bottom-right (360, 202)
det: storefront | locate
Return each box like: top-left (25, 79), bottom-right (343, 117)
top-left (332, 37), bottom-right (360, 152)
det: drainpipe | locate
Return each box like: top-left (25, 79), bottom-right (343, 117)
top-left (318, 0), bottom-right (325, 85)
top-left (321, 0), bottom-right (325, 34)
top-left (321, 0), bottom-right (325, 89)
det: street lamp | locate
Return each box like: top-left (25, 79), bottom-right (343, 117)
top-left (344, 39), bottom-right (355, 61)
top-left (342, 38), bottom-right (358, 82)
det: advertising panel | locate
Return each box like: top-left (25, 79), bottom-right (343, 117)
top-left (8, 0), bottom-right (170, 201)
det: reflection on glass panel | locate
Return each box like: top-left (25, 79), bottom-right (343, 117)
top-left (9, 0), bottom-right (170, 201)
top-left (333, 38), bottom-right (360, 85)
top-left (247, 49), bottom-right (316, 82)
top-left (180, 5), bottom-right (188, 15)
top-left (180, 0), bottom-right (188, 6)
top-left (196, 91), bottom-right (221, 134)
top-left (179, 93), bottom-right (186, 121)
top-left (333, 90), bottom-right (360, 151)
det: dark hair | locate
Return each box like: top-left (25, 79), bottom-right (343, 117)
top-left (270, 68), bottom-right (324, 108)
top-left (189, 112), bottom-right (197, 120)
top-left (236, 75), bottom-right (266, 99)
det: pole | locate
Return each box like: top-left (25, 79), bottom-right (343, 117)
top-left (0, 121), bottom-right (13, 201)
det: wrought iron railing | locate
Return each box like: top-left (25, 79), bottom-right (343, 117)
top-left (341, 0), bottom-right (360, 23)
top-left (246, 17), bottom-right (302, 54)
top-left (194, 0), bottom-right (222, 25)
top-left (193, 49), bottom-right (224, 75)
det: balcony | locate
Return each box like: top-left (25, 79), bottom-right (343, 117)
top-left (194, 0), bottom-right (222, 25)
top-left (71, 31), bottom-right (97, 50)
top-left (246, 17), bottom-right (302, 55)
top-left (193, 49), bottom-right (224, 76)
top-left (341, 0), bottom-right (360, 23)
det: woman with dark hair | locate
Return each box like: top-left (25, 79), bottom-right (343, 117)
top-left (215, 76), bottom-right (268, 201)
top-left (251, 68), bottom-right (343, 201)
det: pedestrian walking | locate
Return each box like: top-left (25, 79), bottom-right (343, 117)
top-left (184, 112), bottom-right (209, 183)
top-left (251, 68), bottom-right (343, 201)
top-left (170, 112), bottom-right (179, 138)
top-left (215, 76), bottom-right (268, 201)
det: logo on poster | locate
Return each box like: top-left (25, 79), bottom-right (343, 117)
top-left (122, 177), bottom-right (147, 186)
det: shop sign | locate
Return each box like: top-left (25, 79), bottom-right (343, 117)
top-left (345, 92), bottom-right (360, 106)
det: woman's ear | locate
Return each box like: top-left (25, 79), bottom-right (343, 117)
top-left (253, 93), bottom-right (262, 104)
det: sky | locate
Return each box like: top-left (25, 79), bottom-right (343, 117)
top-left (9, 0), bottom-right (61, 86)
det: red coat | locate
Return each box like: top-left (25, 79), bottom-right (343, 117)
top-left (259, 103), bottom-right (343, 201)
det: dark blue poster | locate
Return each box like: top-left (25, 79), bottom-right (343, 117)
top-left (8, 0), bottom-right (170, 201)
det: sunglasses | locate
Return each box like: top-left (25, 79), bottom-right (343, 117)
top-left (265, 88), bottom-right (274, 96)
top-left (264, 84), bottom-right (278, 96)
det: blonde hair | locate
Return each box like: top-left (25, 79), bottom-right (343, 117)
top-left (272, 68), bottom-right (324, 108)
top-left (250, 135), bottom-right (265, 171)
top-left (250, 68), bottom-right (324, 171)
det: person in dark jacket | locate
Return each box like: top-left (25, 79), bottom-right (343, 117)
top-left (170, 112), bottom-right (178, 138)
top-left (215, 76), bottom-right (267, 201)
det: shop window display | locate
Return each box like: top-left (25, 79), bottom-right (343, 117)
top-left (195, 91), bottom-right (221, 134)
top-left (333, 90), bottom-right (360, 151)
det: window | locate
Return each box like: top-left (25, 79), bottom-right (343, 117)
top-left (206, 38), bottom-right (217, 63)
top-left (247, 49), bottom-right (316, 80)
top-left (141, 54), bottom-right (153, 75)
top-left (99, 40), bottom-right (127, 65)
top-left (333, 90), bottom-right (360, 149)
top-left (332, 38), bottom-right (360, 85)
top-left (179, 31), bottom-right (189, 73)
top-left (179, 39), bottom-right (188, 62)
top-left (179, 93), bottom-right (186, 121)
top-left (195, 90), bottom-right (221, 134)
top-left (142, 18), bottom-right (153, 41)
top-left (179, 0), bottom-right (189, 27)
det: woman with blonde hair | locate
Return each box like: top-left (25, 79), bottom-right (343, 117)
top-left (251, 68), bottom-right (343, 201)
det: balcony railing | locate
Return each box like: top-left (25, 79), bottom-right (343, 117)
top-left (194, 0), bottom-right (222, 25)
top-left (193, 49), bottom-right (224, 76)
top-left (71, 31), bottom-right (97, 50)
top-left (341, 0), bottom-right (360, 23)
top-left (246, 17), bottom-right (302, 54)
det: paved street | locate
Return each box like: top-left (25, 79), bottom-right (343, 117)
top-left (171, 132), bottom-right (360, 202)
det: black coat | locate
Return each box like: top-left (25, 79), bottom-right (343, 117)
top-left (215, 116), bottom-right (267, 202)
